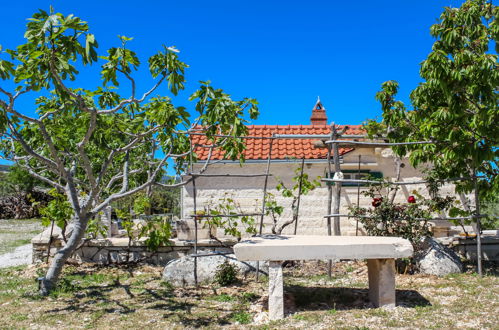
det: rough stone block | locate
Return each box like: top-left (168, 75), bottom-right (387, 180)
top-left (234, 235), bottom-right (413, 261)
top-left (415, 237), bottom-right (463, 276)
top-left (268, 261), bottom-right (284, 320)
top-left (162, 254), bottom-right (268, 286)
top-left (367, 259), bottom-right (396, 308)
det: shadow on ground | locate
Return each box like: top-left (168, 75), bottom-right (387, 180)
top-left (286, 285), bottom-right (430, 311)
top-left (43, 279), bottom-right (235, 327)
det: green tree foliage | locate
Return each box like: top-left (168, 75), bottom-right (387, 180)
top-left (0, 163), bottom-right (47, 196)
top-left (0, 9), bottom-right (258, 294)
top-left (366, 0), bottom-right (498, 201)
top-left (40, 189), bottom-right (73, 240)
top-left (112, 186), bottom-right (180, 218)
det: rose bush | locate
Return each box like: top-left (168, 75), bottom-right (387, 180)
top-left (349, 181), bottom-right (454, 249)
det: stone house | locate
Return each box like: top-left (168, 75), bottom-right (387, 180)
top-left (181, 99), bottom-right (456, 237)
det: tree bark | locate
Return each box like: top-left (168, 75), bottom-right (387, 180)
top-left (40, 214), bottom-right (90, 295)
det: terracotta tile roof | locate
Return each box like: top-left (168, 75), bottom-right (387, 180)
top-left (192, 124), bottom-right (364, 160)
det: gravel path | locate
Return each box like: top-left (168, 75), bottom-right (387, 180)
top-left (0, 219), bottom-right (42, 268)
top-left (0, 244), bottom-right (32, 268)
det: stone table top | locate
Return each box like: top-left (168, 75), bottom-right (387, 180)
top-left (234, 235), bottom-right (413, 261)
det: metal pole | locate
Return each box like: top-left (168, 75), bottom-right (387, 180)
top-left (355, 155), bottom-right (361, 236)
top-left (326, 125), bottom-right (334, 278)
top-left (259, 138), bottom-right (274, 234)
top-left (473, 168), bottom-right (483, 276)
top-left (324, 140), bottom-right (436, 147)
top-left (256, 137), bottom-right (274, 280)
top-left (293, 158), bottom-right (305, 235)
top-left (331, 125), bottom-right (342, 236)
top-left (273, 134), bottom-right (368, 139)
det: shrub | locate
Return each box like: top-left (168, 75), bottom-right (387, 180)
top-left (214, 260), bottom-right (238, 286)
top-left (349, 180), bottom-right (454, 250)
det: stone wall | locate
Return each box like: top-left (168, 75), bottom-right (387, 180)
top-left (182, 148), bottom-right (463, 237)
top-left (32, 236), bottom-right (235, 266)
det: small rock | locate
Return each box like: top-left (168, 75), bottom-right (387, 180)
top-left (255, 293), bottom-right (296, 314)
top-left (162, 254), bottom-right (267, 286)
top-left (253, 311), bottom-right (269, 324)
top-left (415, 237), bottom-right (463, 276)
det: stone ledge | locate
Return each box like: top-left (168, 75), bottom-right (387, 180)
top-left (81, 237), bottom-right (238, 248)
top-left (234, 235), bottom-right (413, 261)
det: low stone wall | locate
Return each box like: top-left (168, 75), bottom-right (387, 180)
top-left (32, 237), bottom-right (236, 266)
top-left (451, 236), bottom-right (499, 262)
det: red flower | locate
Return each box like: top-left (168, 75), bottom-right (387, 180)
top-left (408, 196), bottom-right (416, 204)
top-left (372, 197), bottom-right (383, 207)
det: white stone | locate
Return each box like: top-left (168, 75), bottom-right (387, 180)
top-left (31, 223), bottom-right (73, 244)
top-left (234, 235), bottom-right (413, 261)
top-left (233, 234), bottom-right (413, 320)
top-left (415, 237), bottom-right (462, 276)
top-left (367, 259), bottom-right (396, 308)
top-left (162, 254), bottom-right (268, 286)
top-left (268, 261), bottom-right (284, 320)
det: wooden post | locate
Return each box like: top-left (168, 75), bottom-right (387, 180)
top-left (473, 168), bottom-right (483, 276)
top-left (46, 220), bottom-right (55, 263)
top-left (259, 138), bottom-right (274, 234)
top-left (331, 124), bottom-right (342, 236)
top-left (256, 137), bottom-right (274, 280)
top-left (192, 177), bottom-right (198, 287)
top-left (189, 137), bottom-right (198, 287)
top-left (293, 158), bottom-right (305, 235)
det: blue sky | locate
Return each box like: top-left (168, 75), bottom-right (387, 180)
top-left (0, 0), bottom-right (465, 165)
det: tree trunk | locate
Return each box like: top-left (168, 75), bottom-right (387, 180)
top-left (39, 214), bottom-right (90, 295)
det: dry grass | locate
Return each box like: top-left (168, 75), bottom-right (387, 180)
top-left (0, 219), bottom-right (42, 255)
top-left (0, 260), bottom-right (497, 329)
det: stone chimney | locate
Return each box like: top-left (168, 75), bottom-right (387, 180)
top-left (310, 97), bottom-right (328, 125)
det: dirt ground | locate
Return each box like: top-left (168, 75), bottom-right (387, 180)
top-left (0, 260), bottom-right (497, 329)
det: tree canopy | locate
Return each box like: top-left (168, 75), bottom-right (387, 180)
top-left (0, 8), bottom-right (258, 294)
top-left (366, 0), bottom-right (498, 200)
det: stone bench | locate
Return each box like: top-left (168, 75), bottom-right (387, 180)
top-left (234, 235), bottom-right (413, 320)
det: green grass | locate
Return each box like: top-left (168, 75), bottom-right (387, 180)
top-left (0, 261), bottom-right (497, 329)
top-left (240, 291), bottom-right (259, 302)
top-left (210, 293), bottom-right (235, 302)
top-left (231, 311), bottom-right (252, 324)
top-left (327, 308), bottom-right (337, 315)
top-left (0, 219), bottom-right (42, 255)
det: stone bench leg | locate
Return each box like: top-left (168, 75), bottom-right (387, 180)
top-left (268, 261), bottom-right (284, 320)
top-left (367, 258), bottom-right (396, 308)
